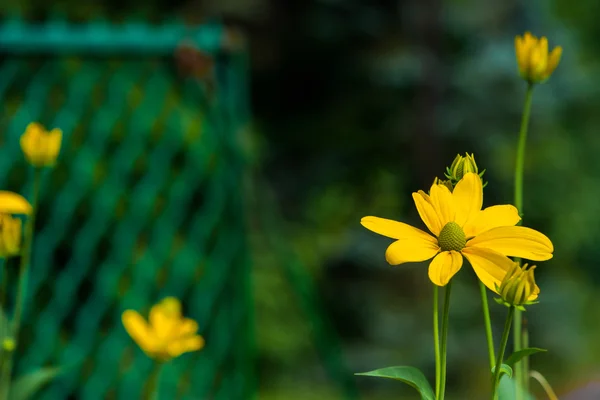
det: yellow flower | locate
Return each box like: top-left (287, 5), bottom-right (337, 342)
top-left (515, 32), bottom-right (562, 84)
top-left (20, 122), bottom-right (63, 167)
top-left (361, 173), bottom-right (553, 290)
top-left (122, 297), bottom-right (205, 361)
top-left (0, 192), bottom-right (32, 215)
top-left (0, 214), bottom-right (22, 258)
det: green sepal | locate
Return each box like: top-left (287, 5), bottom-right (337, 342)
top-left (504, 347), bottom-right (547, 368)
top-left (355, 366), bottom-right (435, 400)
top-left (491, 363), bottom-right (513, 379)
top-left (8, 367), bottom-right (63, 400)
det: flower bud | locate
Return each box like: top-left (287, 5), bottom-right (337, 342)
top-left (20, 122), bottom-right (63, 168)
top-left (495, 263), bottom-right (539, 310)
top-left (445, 153), bottom-right (486, 186)
top-left (0, 214), bottom-right (22, 258)
top-left (515, 32), bottom-right (562, 84)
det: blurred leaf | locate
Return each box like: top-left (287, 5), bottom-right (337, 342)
top-left (355, 366), bottom-right (435, 400)
top-left (491, 363), bottom-right (513, 378)
top-left (9, 367), bottom-right (62, 400)
top-left (498, 375), bottom-right (536, 400)
top-left (505, 348), bottom-right (547, 368)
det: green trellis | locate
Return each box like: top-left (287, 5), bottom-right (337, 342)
top-left (0, 17), bottom-right (359, 400)
top-left (0, 19), bottom-right (254, 400)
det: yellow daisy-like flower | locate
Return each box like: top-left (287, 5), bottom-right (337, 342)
top-left (20, 122), bottom-right (63, 167)
top-left (361, 173), bottom-right (553, 290)
top-left (515, 32), bottom-right (562, 84)
top-left (122, 297), bottom-right (205, 361)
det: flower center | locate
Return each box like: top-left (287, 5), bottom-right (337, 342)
top-left (437, 222), bottom-right (466, 252)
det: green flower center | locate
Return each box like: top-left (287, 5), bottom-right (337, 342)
top-left (437, 222), bottom-right (466, 252)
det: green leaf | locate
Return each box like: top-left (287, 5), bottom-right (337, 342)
top-left (355, 366), bottom-right (435, 400)
top-left (491, 363), bottom-right (513, 378)
top-left (505, 348), bottom-right (547, 368)
top-left (9, 367), bottom-right (63, 400)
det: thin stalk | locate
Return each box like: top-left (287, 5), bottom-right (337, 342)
top-left (513, 83), bottom-right (534, 400)
top-left (479, 280), bottom-right (496, 370)
top-left (438, 282), bottom-right (452, 400)
top-left (491, 306), bottom-right (515, 400)
top-left (433, 285), bottom-right (441, 398)
top-left (0, 167), bottom-right (42, 400)
top-left (522, 317), bottom-right (529, 395)
top-left (148, 361), bottom-right (165, 400)
top-left (529, 370), bottom-right (559, 400)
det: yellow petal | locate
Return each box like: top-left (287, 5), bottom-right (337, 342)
top-left (430, 184), bottom-right (454, 226)
top-left (528, 281), bottom-right (540, 301)
top-left (385, 238), bottom-right (440, 265)
top-left (0, 192), bottom-right (32, 215)
top-left (466, 226), bottom-right (553, 261)
top-left (545, 46), bottom-right (562, 77)
top-left (166, 335), bottom-right (205, 358)
top-left (150, 300), bottom-right (180, 340)
top-left (463, 205), bottom-right (521, 238)
top-left (361, 216), bottom-right (437, 243)
top-left (412, 191), bottom-right (442, 236)
top-left (428, 250), bottom-right (463, 286)
top-left (462, 247), bottom-right (514, 293)
top-left (177, 318), bottom-right (199, 337)
top-left (122, 310), bottom-right (161, 353)
top-left (46, 128), bottom-right (63, 162)
top-left (452, 173), bottom-right (483, 227)
top-left (515, 36), bottom-right (527, 73)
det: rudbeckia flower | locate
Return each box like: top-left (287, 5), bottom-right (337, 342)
top-left (122, 297), bottom-right (204, 361)
top-left (361, 173), bottom-right (553, 290)
top-left (515, 32), bottom-right (562, 84)
top-left (20, 122), bottom-right (62, 167)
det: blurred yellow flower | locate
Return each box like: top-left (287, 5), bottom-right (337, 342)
top-left (361, 173), bottom-right (553, 290)
top-left (515, 32), bottom-right (562, 84)
top-left (20, 122), bottom-right (63, 167)
top-left (0, 214), bottom-right (22, 258)
top-left (0, 192), bottom-right (32, 215)
top-left (122, 297), bottom-right (204, 361)
top-left (495, 262), bottom-right (539, 310)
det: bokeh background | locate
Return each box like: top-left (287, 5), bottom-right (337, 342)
top-left (0, 0), bottom-right (599, 399)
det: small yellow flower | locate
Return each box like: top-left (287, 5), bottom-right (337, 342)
top-left (495, 263), bottom-right (539, 310)
top-left (361, 173), bottom-right (553, 290)
top-left (515, 32), bottom-right (562, 84)
top-left (20, 122), bottom-right (63, 167)
top-left (0, 214), bottom-right (22, 258)
top-left (122, 297), bottom-right (204, 361)
top-left (0, 192), bottom-right (32, 215)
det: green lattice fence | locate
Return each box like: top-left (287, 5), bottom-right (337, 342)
top-left (0, 19), bottom-right (254, 400)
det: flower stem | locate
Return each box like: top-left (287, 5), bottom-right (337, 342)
top-left (433, 285), bottom-right (441, 398)
top-left (438, 282), bottom-right (452, 400)
top-left (513, 82), bottom-right (534, 400)
top-left (479, 280), bottom-right (496, 370)
top-left (491, 306), bottom-right (515, 400)
top-left (0, 167), bottom-right (42, 400)
top-left (148, 361), bottom-right (165, 400)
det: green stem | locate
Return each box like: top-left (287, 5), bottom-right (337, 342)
top-left (513, 83), bottom-right (534, 400)
top-left (0, 168), bottom-right (42, 400)
top-left (0, 258), bottom-right (7, 314)
top-left (433, 285), bottom-right (441, 398)
top-left (522, 318), bottom-right (529, 395)
top-left (479, 280), bottom-right (496, 370)
top-left (491, 306), bottom-right (515, 400)
top-left (438, 282), bottom-right (452, 400)
top-left (148, 361), bottom-right (165, 400)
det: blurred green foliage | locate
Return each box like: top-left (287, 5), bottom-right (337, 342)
top-left (3, 0), bottom-right (600, 398)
